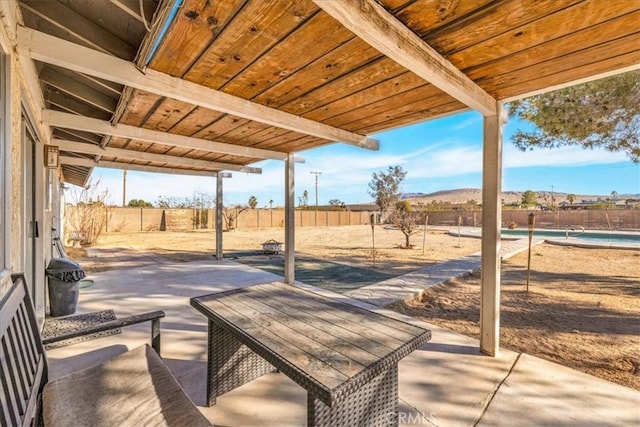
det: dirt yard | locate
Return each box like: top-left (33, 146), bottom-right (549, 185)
top-left (70, 225), bottom-right (639, 390)
top-left (389, 243), bottom-right (640, 390)
top-left (73, 225), bottom-right (481, 275)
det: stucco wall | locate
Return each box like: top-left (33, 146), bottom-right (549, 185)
top-left (0, 5), bottom-right (60, 314)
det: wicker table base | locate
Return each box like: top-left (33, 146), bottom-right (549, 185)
top-left (308, 365), bottom-right (398, 427)
top-left (191, 283), bottom-right (430, 427)
top-left (206, 322), bottom-right (399, 427)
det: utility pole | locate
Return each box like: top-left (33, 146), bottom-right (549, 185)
top-left (310, 171), bottom-right (322, 210)
top-left (122, 169), bottom-right (127, 207)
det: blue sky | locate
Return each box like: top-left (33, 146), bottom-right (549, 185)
top-left (88, 111), bottom-right (640, 207)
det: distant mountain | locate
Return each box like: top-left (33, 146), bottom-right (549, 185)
top-left (401, 188), bottom-right (638, 205)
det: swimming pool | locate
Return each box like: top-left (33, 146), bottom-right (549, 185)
top-left (501, 229), bottom-right (640, 244)
top-left (450, 227), bottom-right (640, 248)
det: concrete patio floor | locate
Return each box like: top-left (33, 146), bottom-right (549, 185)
top-left (46, 259), bottom-right (639, 426)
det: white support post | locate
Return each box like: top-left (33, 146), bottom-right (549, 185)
top-left (480, 102), bottom-right (505, 357)
top-left (216, 173), bottom-right (223, 261)
top-left (284, 153), bottom-right (295, 284)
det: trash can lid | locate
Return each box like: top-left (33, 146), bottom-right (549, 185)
top-left (46, 257), bottom-right (83, 273)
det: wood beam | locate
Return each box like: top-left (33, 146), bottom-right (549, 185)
top-left (45, 109), bottom-right (289, 161)
top-left (60, 155), bottom-right (219, 177)
top-left (500, 63), bottom-right (640, 102)
top-left (18, 27), bottom-right (379, 150)
top-left (54, 139), bottom-right (262, 174)
top-left (284, 152), bottom-right (295, 284)
top-left (20, 0), bottom-right (136, 59)
top-left (215, 174), bottom-right (223, 260)
top-left (480, 102), bottom-right (505, 357)
top-left (313, 0), bottom-right (496, 116)
top-left (40, 68), bottom-right (117, 113)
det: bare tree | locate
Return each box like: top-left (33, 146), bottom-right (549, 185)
top-left (387, 200), bottom-right (423, 248)
top-left (65, 179), bottom-right (111, 246)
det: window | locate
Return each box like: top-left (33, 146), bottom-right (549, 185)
top-left (0, 51), bottom-right (10, 281)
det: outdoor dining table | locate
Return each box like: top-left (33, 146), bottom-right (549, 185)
top-left (190, 281), bottom-right (431, 427)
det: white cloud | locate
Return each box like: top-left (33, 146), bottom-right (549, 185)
top-left (85, 134), bottom-right (633, 207)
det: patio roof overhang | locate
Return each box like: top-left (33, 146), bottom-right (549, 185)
top-left (11, 0), bottom-right (638, 185)
top-left (6, 0), bottom-right (638, 355)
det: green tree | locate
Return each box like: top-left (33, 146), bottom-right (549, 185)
top-left (368, 166), bottom-right (407, 216)
top-left (521, 190), bottom-right (538, 207)
top-left (507, 71), bottom-right (640, 162)
top-left (298, 190), bottom-right (309, 207)
top-left (567, 194), bottom-right (576, 206)
top-left (248, 195), bottom-right (258, 209)
top-left (127, 199), bottom-right (153, 208)
top-left (328, 199), bottom-right (345, 208)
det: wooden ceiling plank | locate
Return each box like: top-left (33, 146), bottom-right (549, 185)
top-left (79, 72), bottom-right (123, 97)
top-left (262, 135), bottom-right (323, 151)
top-left (19, 27), bottom-right (379, 150)
top-left (280, 57), bottom-right (408, 116)
top-left (143, 97), bottom-right (197, 132)
top-left (46, 65), bottom-right (123, 98)
top-left (253, 38), bottom-right (382, 108)
top-left (354, 101), bottom-right (466, 134)
top-left (221, 11), bottom-right (355, 100)
top-left (183, 1), bottom-right (318, 89)
top-left (47, 91), bottom-right (113, 121)
top-left (479, 34), bottom-right (640, 96)
top-left (493, 51), bottom-right (640, 101)
top-left (21, 0), bottom-right (137, 59)
top-left (465, 12), bottom-right (640, 83)
top-left (119, 90), bottom-right (164, 127)
top-left (60, 155), bottom-right (221, 177)
top-left (446, 1), bottom-right (639, 72)
top-left (303, 71), bottom-right (429, 123)
top-left (392, 0), bottom-right (494, 38)
top-left (424, 0), bottom-right (582, 55)
top-left (335, 91), bottom-right (458, 131)
top-left (54, 138), bottom-right (261, 173)
top-left (45, 109), bottom-right (292, 161)
top-left (243, 127), bottom-right (292, 147)
top-left (313, 0), bottom-right (496, 115)
top-left (221, 121), bottom-right (272, 142)
top-left (167, 107), bottom-right (226, 137)
top-left (192, 115), bottom-right (251, 140)
top-left (40, 67), bottom-right (117, 113)
top-left (149, 0), bottom-right (248, 77)
top-left (54, 127), bottom-right (103, 145)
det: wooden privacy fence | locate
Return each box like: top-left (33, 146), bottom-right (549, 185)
top-left (65, 207), bottom-right (640, 234)
top-left (424, 209), bottom-right (640, 230)
top-left (65, 207), bottom-right (377, 233)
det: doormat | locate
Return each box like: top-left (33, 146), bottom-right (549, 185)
top-left (42, 309), bottom-right (121, 350)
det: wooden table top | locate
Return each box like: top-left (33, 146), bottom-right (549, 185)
top-left (191, 282), bottom-right (431, 405)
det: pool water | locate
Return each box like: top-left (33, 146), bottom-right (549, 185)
top-left (501, 229), bottom-right (640, 244)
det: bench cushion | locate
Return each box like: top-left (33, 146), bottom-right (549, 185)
top-left (43, 345), bottom-right (210, 427)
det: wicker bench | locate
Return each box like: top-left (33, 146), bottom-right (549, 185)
top-left (0, 273), bottom-right (210, 427)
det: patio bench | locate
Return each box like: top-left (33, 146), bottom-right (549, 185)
top-left (1, 273), bottom-right (210, 427)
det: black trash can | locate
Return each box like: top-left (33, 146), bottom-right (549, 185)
top-left (45, 258), bottom-right (86, 317)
